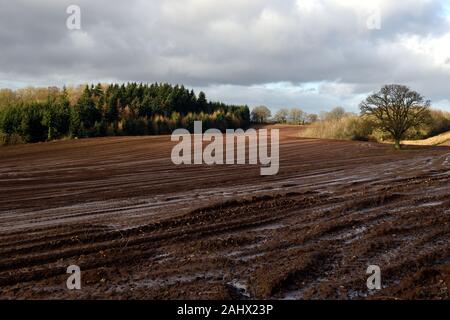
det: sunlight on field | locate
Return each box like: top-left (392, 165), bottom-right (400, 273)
top-left (403, 131), bottom-right (450, 146)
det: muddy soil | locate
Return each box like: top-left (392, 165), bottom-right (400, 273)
top-left (0, 126), bottom-right (449, 299)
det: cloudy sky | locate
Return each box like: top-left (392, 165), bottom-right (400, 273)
top-left (1, 0), bottom-right (450, 113)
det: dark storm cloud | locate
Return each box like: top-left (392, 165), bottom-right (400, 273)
top-left (0, 0), bottom-right (449, 111)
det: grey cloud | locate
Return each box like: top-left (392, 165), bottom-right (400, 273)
top-left (0, 0), bottom-right (449, 111)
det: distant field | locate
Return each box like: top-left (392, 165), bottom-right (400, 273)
top-left (0, 127), bottom-right (449, 299)
top-left (403, 131), bottom-right (450, 146)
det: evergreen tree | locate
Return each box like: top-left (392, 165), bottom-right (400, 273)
top-left (0, 83), bottom-right (251, 143)
top-left (197, 91), bottom-right (207, 113)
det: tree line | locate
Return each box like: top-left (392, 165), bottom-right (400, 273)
top-left (251, 106), bottom-right (319, 124)
top-left (0, 83), bottom-right (250, 144)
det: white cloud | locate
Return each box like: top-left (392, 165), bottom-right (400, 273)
top-left (399, 33), bottom-right (450, 66)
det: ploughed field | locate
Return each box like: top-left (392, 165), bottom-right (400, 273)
top-left (0, 126), bottom-right (449, 299)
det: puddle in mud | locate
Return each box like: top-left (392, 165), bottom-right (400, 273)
top-left (225, 243), bottom-right (264, 258)
top-left (417, 201), bottom-right (444, 208)
top-left (239, 252), bottom-right (266, 262)
top-left (282, 290), bottom-right (301, 300)
top-left (250, 222), bottom-right (285, 232)
top-left (227, 280), bottom-right (250, 298)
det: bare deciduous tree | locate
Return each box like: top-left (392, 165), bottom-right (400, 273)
top-left (273, 108), bottom-right (289, 124)
top-left (307, 113), bottom-right (318, 123)
top-left (251, 106), bottom-right (271, 124)
top-left (322, 107), bottom-right (347, 121)
top-left (289, 108), bottom-right (304, 125)
top-left (360, 85), bottom-right (430, 149)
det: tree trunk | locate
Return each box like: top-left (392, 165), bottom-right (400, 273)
top-left (394, 139), bottom-right (401, 150)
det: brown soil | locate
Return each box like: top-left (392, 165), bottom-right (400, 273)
top-left (0, 126), bottom-right (449, 299)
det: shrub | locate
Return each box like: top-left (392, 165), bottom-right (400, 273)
top-left (424, 109), bottom-right (450, 137)
top-left (300, 115), bottom-right (375, 141)
top-left (122, 117), bottom-right (147, 135)
top-left (0, 132), bottom-right (24, 146)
